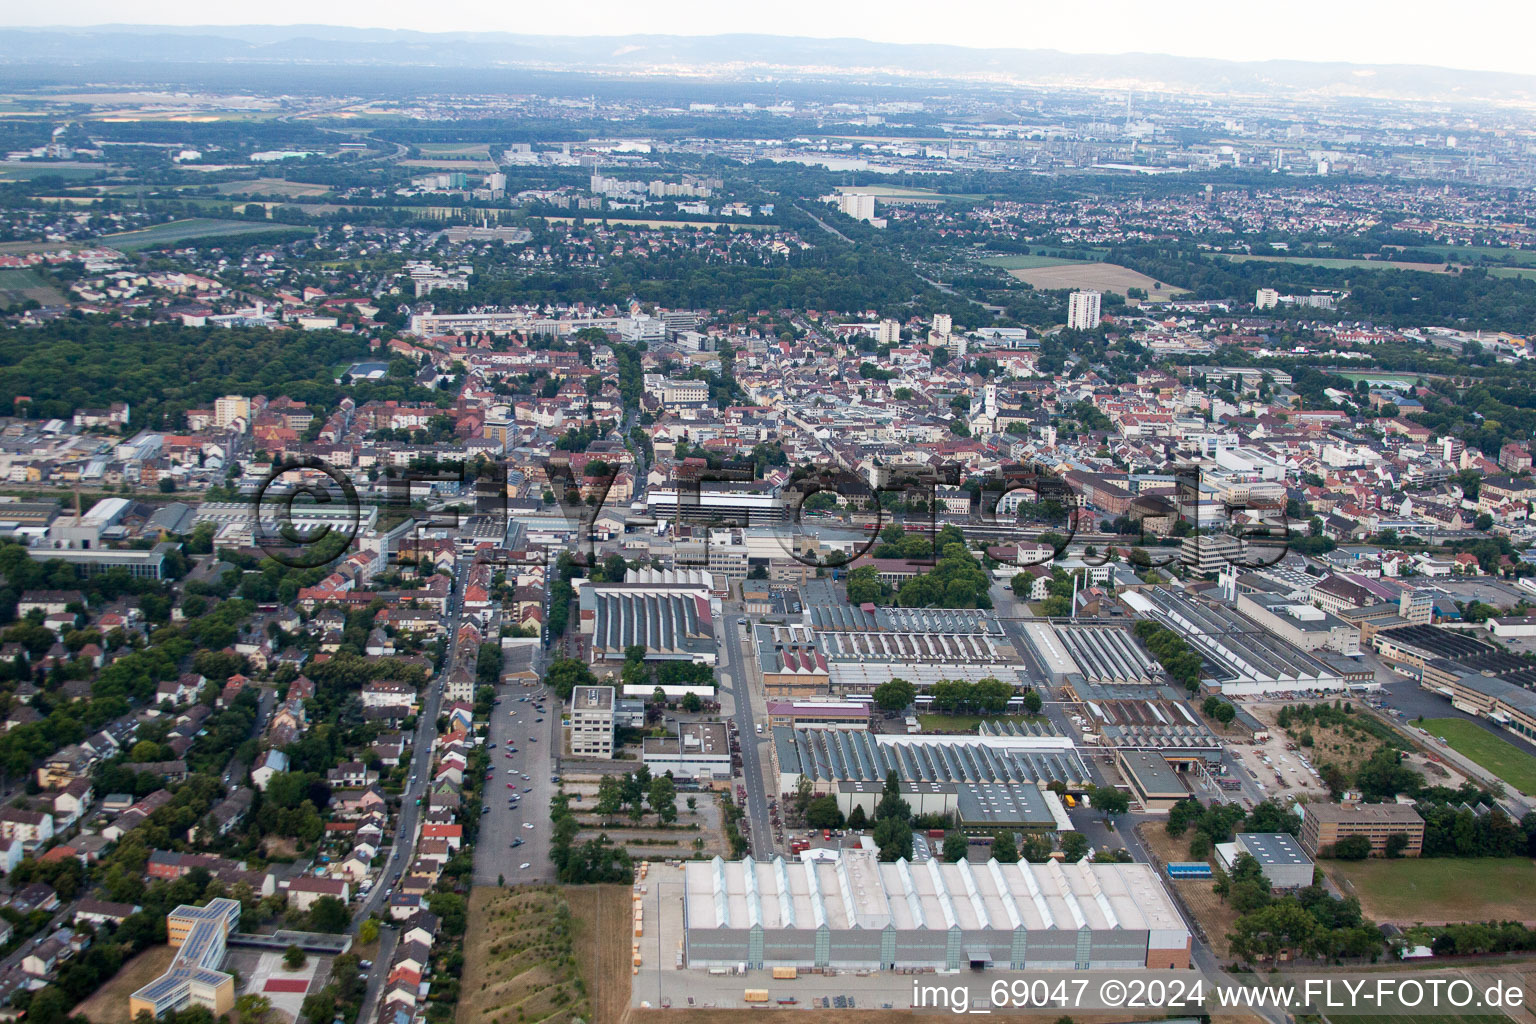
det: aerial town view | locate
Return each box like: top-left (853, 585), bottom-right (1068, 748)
top-left (3, 2), bottom-right (1536, 1023)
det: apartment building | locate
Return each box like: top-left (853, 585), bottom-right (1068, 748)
top-left (1067, 290), bottom-right (1102, 331)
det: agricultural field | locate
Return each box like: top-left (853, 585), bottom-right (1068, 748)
top-left (399, 157), bottom-right (498, 171)
top-left (214, 178), bottom-right (335, 198)
top-left (458, 886), bottom-right (602, 1024)
top-left (1006, 260), bottom-right (1186, 301)
top-left (0, 268), bottom-right (67, 306)
top-left (1222, 253), bottom-right (1453, 273)
top-left (1421, 718), bottom-right (1536, 794)
top-left (1325, 857), bottom-right (1536, 924)
top-left (541, 216), bottom-right (773, 231)
top-left (72, 946), bottom-right (176, 1024)
top-left (417, 143), bottom-right (494, 158)
top-left (0, 162), bottom-right (107, 181)
top-left (833, 184), bottom-right (984, 203)
top-left (1489, 266), bottom-right (1536, 281)
top-left (101, 218), bottom-right (312, 251)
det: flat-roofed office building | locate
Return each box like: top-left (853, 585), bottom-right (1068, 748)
top-left (1299, 802), bottom-right (1424, 858)
top-left (129, 898), bottom-right (241, 1018)
top-left (569, 685), bottom-right (616, 758)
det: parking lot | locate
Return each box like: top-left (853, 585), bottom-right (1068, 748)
top-left (472, 683), bottom-right (560, 886)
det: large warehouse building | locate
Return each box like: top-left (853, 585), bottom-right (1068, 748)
top-left (675, 851), bottom-right (1191, 971)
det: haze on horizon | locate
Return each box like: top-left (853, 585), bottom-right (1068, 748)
top-left (5, 0), bottom-right (1536, 79)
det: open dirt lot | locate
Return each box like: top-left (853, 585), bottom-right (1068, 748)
top-left (73, 945), bottom-right (176, 1024)
top-left (567, 884), bottom-right (635, 1024)
top-left (215, 178), bottom-right (335, 198)
top-left (1136, 823), bottom-right (1242, 959)
top-left (563, 780), bottom-right (728, 859)
top-left (1007, 262), bottom-right (1186, 301)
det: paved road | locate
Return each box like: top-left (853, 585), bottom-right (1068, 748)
top-left (351, 925), bottom-right (396, 1024)
top-left (716, 611), bottom-right (772, 858)
top-left (796, 204), bottom-right (853, 244)
top-left (351, 554), bottom-right (467, 929)
top-left (349, 555), bottom-right (471, 1024)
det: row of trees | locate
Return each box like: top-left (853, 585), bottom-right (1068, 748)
top-left (1131, 619), bottom-right (1203, 692)
top-left (594, 767), bottom-right (680, 825)
top-left (549, 790), bottom-right (633, 884)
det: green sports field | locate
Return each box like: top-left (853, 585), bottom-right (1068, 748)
top-left (1422, 718), bottom-right (1536, 794)
top-left (1326, 856), bottom-right (1536, 923)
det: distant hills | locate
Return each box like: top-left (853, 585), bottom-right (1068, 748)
top-left (2, 25), bottom-right (1534, 105)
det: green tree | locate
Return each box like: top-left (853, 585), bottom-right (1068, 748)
top-left (1090, 786), bottom-right (1130, 824)
top-left (307, 895), bottom-right (349, 933)
top-left (1059, 832), bottom-right (1090, 862)
top-left (942, 832), bottom-right (969, 863)
top-left (872, 816), bottom-right (914, 862)
top-left (235, 994), bottom-right (272, 1024)
top-left (872, 678), bottom-right (916, 713)
top-left (282, 945), bottom-right (307, 970)
top-left (805, 795), bottom-right (844, 830)
top-left (991, 831), bottom-right (1019, 863)
top-left (1330, 835), bottom-right (1373, 860)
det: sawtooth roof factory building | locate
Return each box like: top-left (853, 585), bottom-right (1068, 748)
top-left (671, 850), bottom-right (1191, 971)
top-left (773, 724), bottom-right (1088, 824)
top-left (579, 581), bottom-right (718, 665)
top-left (1124, 587), bottom-right (1347, 695)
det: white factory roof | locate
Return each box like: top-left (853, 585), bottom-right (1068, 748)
top-left (684, 850), bottom-right (1186, 936)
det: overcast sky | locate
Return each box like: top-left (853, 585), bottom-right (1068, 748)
top-left (11, 1), bottom-right (1536, 76)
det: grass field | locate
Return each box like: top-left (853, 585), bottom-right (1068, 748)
top-left (1326, 857), bottom-right (1536, 924)
top-left (1007, 261), bottom-right (1186, 301)
top-left (983, 254), bottom-right (1077, 270)
top-left (73, 946), bottom-right (176, 1024)
top-left (1490, 266), bottom-right (1536, 280)
top-left (1422, 718), bottom-right (1536, 794)
top-left (101, 218), bottom-right (312, 251)
top-left (458, 886), bottom-right (600, 1024)
top-left (1222, 253), bottom-right (1453, 273)
top-left (0, 268), bottom-right (66, 305)
top-left (1390, 242), bottom-right (1536, 265)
